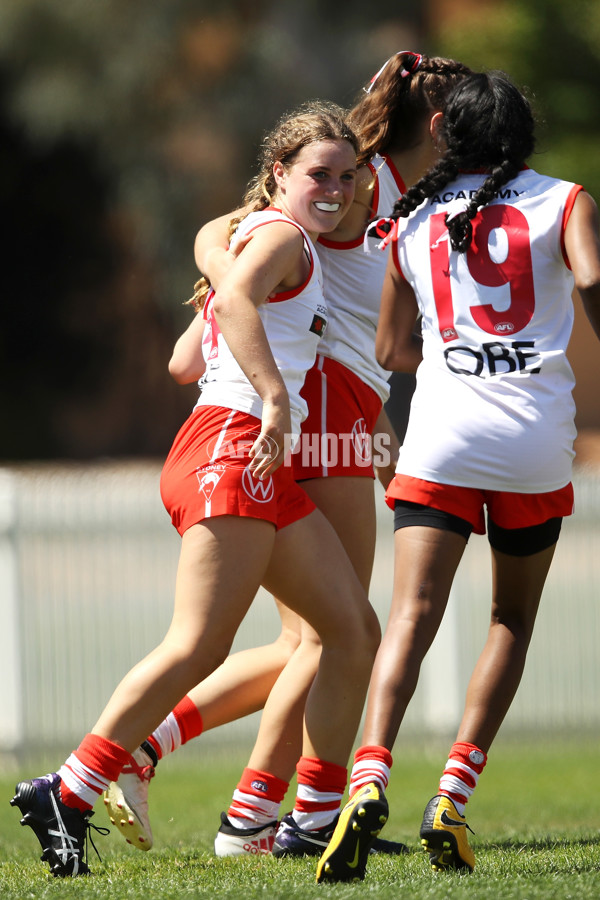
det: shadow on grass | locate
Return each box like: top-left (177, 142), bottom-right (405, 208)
top-left (478, 835), bottom-right (600, 851)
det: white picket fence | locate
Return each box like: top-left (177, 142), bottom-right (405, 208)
top-left (1, 461), bottom-right (598, 760)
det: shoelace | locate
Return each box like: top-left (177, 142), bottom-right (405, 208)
top-left (121, 756), bottom-right (156, 783)
top-left (48, 789), bottom-right (82, 872)
top-left (85, 817), bottom-right (111, 865)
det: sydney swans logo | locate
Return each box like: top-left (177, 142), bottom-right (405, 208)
top-left (196, 466), bottom-right (225, 502)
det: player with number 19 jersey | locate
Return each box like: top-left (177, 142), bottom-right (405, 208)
top-left (391, 168), bottom-right (583, 493)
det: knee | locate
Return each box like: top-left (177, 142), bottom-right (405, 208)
top-left (490, 612), bottom-right (535, 647)
top-left (280, 636), bottom-right (322, 685)
top-left (341, 602), bottom-right (381, 663)
top-left (275, 624), bottom-right (303, 657)
top-left (164, 636), bottom-right (232, 686)
top-left (347, 595), bottom-right (381, 651)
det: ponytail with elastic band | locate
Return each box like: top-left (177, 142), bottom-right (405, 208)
top-left (364, 50), bottom-right (423, 94)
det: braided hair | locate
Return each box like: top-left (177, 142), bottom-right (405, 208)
top-left (188, 101), bottom-right (358, 310)
top-left (348, 51), bottom-right (473, 167)
top-left (388, 71), bottom-right (536, 252)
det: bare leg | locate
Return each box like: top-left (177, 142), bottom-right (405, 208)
top-left (149, 477), bottom-right (375, 750)
top-left (302, 476), bottom-right (377, 590)
top-left (243, 477), bottom-right (377, 781)
top-left (102, 502), bottom-right (375, 852)
top-left (263, 506), bottom-right (380, 766)
top-left (362, 526), bottom-right (467, 749)
top-left (246, 618), bottom-right (321, 780)
top-left (186, 600), bottom-right (302, 732)
top-left (455, 543), bottom-right (556, 752)
top-left (418, 543), bottom-right (558, 875)
top-left (92, 517), bottom-right (276, 751)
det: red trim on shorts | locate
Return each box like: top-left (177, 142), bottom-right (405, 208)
top-left (385, 474), bottom-right (574, 535)
top-left (160, 406), bottom-right (315, 535)
top-left (292, 355), bottom-right (382, 480)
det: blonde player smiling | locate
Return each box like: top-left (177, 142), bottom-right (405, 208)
top-left (104, 52), bottom-right (472, 863)
top-left (11, 102), bottom-right (382, 882)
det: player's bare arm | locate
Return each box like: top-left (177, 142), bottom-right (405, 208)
top-left (565, 190), bottom-right (600, 341)
top-left (376, 251), bottom-right (422, 372)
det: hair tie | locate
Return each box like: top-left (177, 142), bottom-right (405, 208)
top-left (363, 217), bottom-right (399, 253)
top-left (400, 51), bottom-right (423, 78)
top-left (364, 50), bottom-right (423, 93)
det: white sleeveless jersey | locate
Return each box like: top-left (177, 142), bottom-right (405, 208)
top-left (316, 154), bottom-right (405, 401)
top-left (392, 167), bottom-right (583, 492)
top-left (196, 208), bottom-right (328, 442)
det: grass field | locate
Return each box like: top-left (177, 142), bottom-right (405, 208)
top-left (1, 736), bottom-right (599, 898)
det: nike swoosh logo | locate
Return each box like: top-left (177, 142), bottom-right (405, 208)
top-left (440, 809), bottom-right (466, 828)
top-left (296, 834), bottom-right (327, 848)
top-left (347, 841), bottom-right (361, 869)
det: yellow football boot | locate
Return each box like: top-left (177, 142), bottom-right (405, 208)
top-left (316, 782), bottom-right (388, 883)
top-left (419, 794), bottom-right (475, 872)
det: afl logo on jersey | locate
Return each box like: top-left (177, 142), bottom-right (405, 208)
top-left (494, 322), bottom-right (515, 334)
top-left (442, 327), bottom-right (459, 341)
top-left (242, 467), bottom-right (275, 503)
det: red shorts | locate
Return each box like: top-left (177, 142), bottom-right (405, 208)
top-left (160, 406), bottom-right (316, 536)
top-left (385, 474), bottom-right (574, 535)
top-left (292, 355), bottom-right (382, 480)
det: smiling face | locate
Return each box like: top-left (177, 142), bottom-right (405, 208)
top-left (272, 139), bottom-right (357, 239)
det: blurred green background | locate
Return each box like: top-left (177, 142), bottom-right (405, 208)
top-left (1, 0), bottom-right (599, 460)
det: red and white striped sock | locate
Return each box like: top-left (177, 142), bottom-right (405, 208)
top-left (349, 745), bottom-right (393, 797)
top-left (58, 733), bottom-right (131, 811)
top-left (145, 695), bottom-right (204, 762)
top-left (438, 741), bottom-right (487, 815)
top-left (227, 768), bottom-right (289, 829)
top-left (292, 756), bottom-right (347, 831)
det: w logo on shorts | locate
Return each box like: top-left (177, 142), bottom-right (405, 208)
top-left (242, 467), bottom-right (275, 503)
top-left (352, 417), bottom-right (372, 463)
